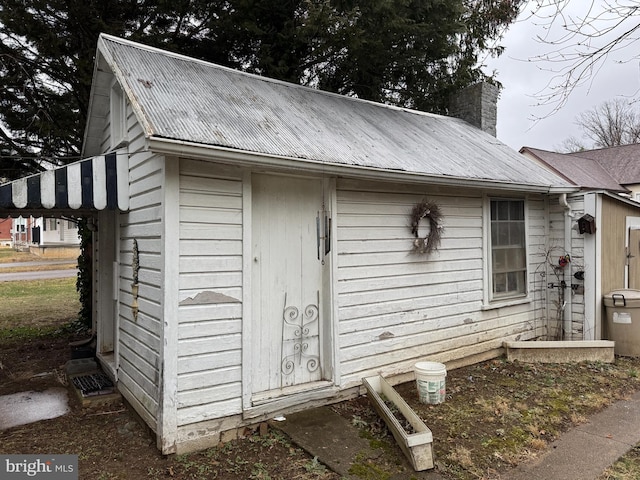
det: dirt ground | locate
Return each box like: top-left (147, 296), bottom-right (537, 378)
top-left (2, 332), bottom-right (640, 480)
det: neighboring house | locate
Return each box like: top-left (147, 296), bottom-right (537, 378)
top-left (521, 146), bottom-right (640, 342)
top-left (0, 35), bottom-right (577, 454)
top-left (34, 217), bottom-right (80, 245)
top-left (3, 216), bottom-right (79, 250)
top-left (566, 144), bottom-right (640, 200)
top-left (0, 217), bottom-right (11, 246)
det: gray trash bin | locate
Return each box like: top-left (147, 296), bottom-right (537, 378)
top-left (603, 289), bottom-right (640, 356)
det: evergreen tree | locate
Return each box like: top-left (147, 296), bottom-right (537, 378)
top-left (0, 0), bottom-right (523, 180)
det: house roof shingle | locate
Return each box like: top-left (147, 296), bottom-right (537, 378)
top-left (521, 147), bottom-right (627, 193)
top-left (566, 144), bottom-right (640, 185)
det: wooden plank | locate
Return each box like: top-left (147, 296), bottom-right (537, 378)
top-left (363, 376), bottom-right (433, 471)
top-left (178, 271), bottom-right (242, 290)
top-left (178, 350), bottom-right (241, 375)
top-left (177, 398), bottom-right (243, 425)
top-left (159, 155), bottom-right (181, 453)
top-left (179, 333), bottom-right (241, 356)
top-left (178, 366), bottom-right (242, 391)
top-left (177, 382), bottom-right (242, 409)
top-left (178, 318), bottom-right (241, 339)
top-left (179, 240), bottom-right (242, 256)
top-left (179, 256), bottom-right (242, 273)
top-left (179, 208), bottom-right (242, 225)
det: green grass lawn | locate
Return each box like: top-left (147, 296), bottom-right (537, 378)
top-left (0, 277), bottom-right (80, 339)
top-left (0, 247), bottom-right (39, 262)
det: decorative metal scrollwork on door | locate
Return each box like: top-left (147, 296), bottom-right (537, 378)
top-left (281, 292), bottom-right (320, 376)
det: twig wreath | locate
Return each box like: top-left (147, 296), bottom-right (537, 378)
top-left (410, 199), bottom-right (444, 255)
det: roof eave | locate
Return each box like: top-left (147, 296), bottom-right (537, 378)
top-left (148, 137), bottom-right (576, 194)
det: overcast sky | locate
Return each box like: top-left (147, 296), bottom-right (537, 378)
top-left (483, 1), bottom-right (640, 152)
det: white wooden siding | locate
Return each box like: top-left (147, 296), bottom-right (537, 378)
top-left (546, 197), bottom-right (566, 339)
top-left (568, 196), bottom-right (586, 339)
top-left (115, 103), bottom-right (164, 427)
top-left (336, 181), bottom-right (548, 387)
top-left (176, 159), bottom-right (244, 426)
top-left (545, 195), bottom-right (586, 340)
top-left (527, 196), bottom-right (551, 339)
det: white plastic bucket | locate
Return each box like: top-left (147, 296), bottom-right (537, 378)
top-left (415, 361), bottom-right (447, 404)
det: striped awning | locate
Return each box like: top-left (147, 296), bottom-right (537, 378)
top-left (0, 152), bottom-right (129, 212)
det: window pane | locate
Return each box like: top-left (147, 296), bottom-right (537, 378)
top-left (492, 249), bottom-right (506, 270)
top-left (507, 272), bottom-right (518, 291)
top-left (509, 222), bottom-right (524, 246)
top-left (497, 223), bottom-right (509, 246)
top-left (497, 201), bottom-right (509, 221)
top-left (493, 273), bottom-right (506, 293)
top-left (509, 248), bottom-right (526, 269)
top-left (510, 201), bottom-right (524, 220)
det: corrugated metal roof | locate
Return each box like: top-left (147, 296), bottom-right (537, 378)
top-left (98, 34), bottom-right (570, 190)
top-left (522, 147), bottom-right (627, 192)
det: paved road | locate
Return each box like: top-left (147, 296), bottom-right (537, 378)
top-left (0, 260), bottom-right (76, 269)
top-left (0, 269), bottom-right (78, 281)
top-left (0, 259), bottom-right (78, 281)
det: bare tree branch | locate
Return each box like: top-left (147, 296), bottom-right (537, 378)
top-left (522, 0), bottom-right (640, 117)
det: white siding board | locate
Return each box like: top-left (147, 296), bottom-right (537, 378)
top-left (180, 256), bottom-right (242, 273)
top-left (179, 240), bottom-right (242, 256)
top-left (177, 399), bottom-right (243, 425)
top-left (339, 290), bottom-right (482, 321)
top-left (119, 342), bottom-right (158, 383)
top-left (119, 313), bottom-right (161, 352)
top-left (177, 304), bottom-right (241, 323)
top-left (119, 349), bottom-right (159, 397)
top-left (179, 319), bottom-right (241, 339)
top-left (180, 224), bottom-right (242, 240)
top-left (176, 161), bottom-right (244, 428)
top-left (178, 350), bottom-right (241, 375)
top-left (118, 369), bottom-right (158, 424)
top-left (180, 208), bottom-right (242, 225)
top-left (337, 236), bottom-right (481, 254)
top-left (339, 303), bottom-right (489, 335)
top-left (339, 258), bottom-right (482, 279)
top-left (179, 333), bottom-right (241, 357)
top-left (178, 383), bottom-right (242, 409)
top-left (179, 271), bottom-right (242, 290)
top-left (339, 279), bottom-right (482, 308)
top-left (337, 248), bottom-right (483, 268)
top-left (178, 366), bottom-right (242, 391)
top-left (339, 270), bottom-right (483, 294)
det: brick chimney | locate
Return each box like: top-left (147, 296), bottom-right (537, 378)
top-left (449, 82), bottom-right (499, 137)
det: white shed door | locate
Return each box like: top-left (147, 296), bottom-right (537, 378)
top-left (251, 174), bottom-right (326, 398)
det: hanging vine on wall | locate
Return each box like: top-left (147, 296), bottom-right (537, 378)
top-left (410, 199), bottom-right (444, 255)
top-left (76, 217), bottom-right (93, 330)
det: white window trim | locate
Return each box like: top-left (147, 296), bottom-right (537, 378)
top-left (482, 195), bottom-right (532, 309)
top-left (110, 79), bottom-right (128, 149)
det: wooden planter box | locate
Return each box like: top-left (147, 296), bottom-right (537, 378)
top-left (362, 375), bottom-right (434, 471)
top-left (504, 340), bottom-right (615, 363)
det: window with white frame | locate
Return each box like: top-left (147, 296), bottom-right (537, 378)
top-left (490, 198), bottom-right (527, 299)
